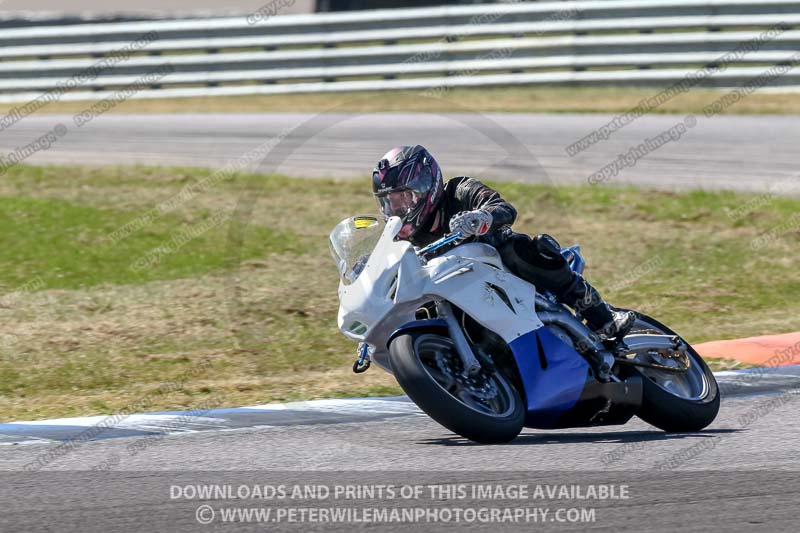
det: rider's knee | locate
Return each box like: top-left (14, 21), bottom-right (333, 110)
top-left (531, 233), bottom-right (566, 268)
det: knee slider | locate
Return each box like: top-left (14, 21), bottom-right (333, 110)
top-left (532, 233), bottom-right (564, 265)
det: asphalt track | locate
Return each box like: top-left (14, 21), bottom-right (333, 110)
top-left (2, 112), bottom-right (799, 193)
top-left (2, 368), bottom-right (800, 531)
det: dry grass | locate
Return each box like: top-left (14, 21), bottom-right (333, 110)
top-left (2, 87), bottom-right (800, 117)
top-left (1, 164), bottom-right (798, 421)
top-left (0, 255), bottom-right (397, 420)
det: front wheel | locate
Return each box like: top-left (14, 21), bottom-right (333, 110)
top-left (389, 329), bottom-right (525, 443)
top-left (621, 311), bottom-right (720, 432)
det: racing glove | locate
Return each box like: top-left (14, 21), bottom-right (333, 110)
top-left (449, 209), bottom-right (493, 236)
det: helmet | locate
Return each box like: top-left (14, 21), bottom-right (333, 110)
top-left (372, 145), bottom-right (443, 239)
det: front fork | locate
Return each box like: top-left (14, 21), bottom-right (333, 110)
top-left (352, 301), bottom-right (482, 377)
top-left (436, 300), bottom-right (482, 376)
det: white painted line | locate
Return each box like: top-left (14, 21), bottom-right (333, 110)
top-left (1, 366), bottom-right (798, 447)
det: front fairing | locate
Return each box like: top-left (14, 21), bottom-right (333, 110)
top-left (336, 217), bottom-right (421, 345)
top-left (334, 217), bottom-right (544, 373)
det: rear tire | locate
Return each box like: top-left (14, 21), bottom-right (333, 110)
top-left (389, 329), bottom-right (525, 443)
top-left (623, 312), bottom-right (720, 432)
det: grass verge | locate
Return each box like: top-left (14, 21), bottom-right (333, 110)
top-left (1, 164), bottom-right (798, 420)
top-left (2, 87), bottom-right (800, 116)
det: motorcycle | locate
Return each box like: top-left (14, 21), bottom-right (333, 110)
top-left (330, 215), bottom-right (720, 443)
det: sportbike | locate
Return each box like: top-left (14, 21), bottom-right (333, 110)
top-left (330, 215), bottom-right (719, 443)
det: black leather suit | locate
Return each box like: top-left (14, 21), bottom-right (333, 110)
top-left (408, 176), bottom-right (574, 295)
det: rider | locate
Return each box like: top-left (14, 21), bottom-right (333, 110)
top-left (372, 145), bottom-right (635, 341)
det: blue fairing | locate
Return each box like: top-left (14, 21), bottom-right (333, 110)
top-left (508, 326), bottom-right (590, 428)
top-left (561, 245), bottom-right (585, 275)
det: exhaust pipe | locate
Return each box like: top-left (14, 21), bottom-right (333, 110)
top-left (536, 311), bottom-right (605, 354)
top-left (534, 295), bottom-right (604, 354)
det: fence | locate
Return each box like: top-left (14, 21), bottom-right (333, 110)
top-left (0, 0), bottom-right (799, 102)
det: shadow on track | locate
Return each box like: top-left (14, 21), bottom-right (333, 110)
top-left (417, 428), bottom-right (739, 446)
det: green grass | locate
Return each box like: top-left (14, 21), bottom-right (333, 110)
top-left (1, 164), bottom-right (798, 421)
top-left (0, 196), bottom-right (303, 290)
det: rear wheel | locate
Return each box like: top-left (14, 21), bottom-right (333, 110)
top-left (622, 312), bottom-right (720, 432)
top-left (389, 329), bottom-right (525, 443)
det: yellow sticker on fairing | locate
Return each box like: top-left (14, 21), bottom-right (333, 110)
top-left (353, 216), bottom-right (378, 229)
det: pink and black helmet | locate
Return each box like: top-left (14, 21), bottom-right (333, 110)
top-left (372, 145), bottom-right (443, 239)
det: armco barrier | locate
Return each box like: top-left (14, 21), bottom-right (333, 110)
top-left (1, 0), bottom-right (799, 102)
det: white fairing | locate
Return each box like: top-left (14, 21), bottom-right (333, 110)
top-left (336, 217), bottom-right (544, 373)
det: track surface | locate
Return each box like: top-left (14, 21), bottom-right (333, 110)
top-left (3, 375), bottom-right (799, 472)
top-left (3, 113), bottom-right (799, 193)
top-left (2, 370), bottom-right (799, 531)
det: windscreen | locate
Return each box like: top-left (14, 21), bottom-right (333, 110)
top-left (329, 215), bottom-right (385, 285)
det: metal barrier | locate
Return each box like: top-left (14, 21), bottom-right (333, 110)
top-left (1, 0), bottom-right (799, 102)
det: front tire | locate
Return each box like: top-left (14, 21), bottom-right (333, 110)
top-left (389, 329), bottom-right (525, 443)
top-left (622, 312), bottom-right (720, 432)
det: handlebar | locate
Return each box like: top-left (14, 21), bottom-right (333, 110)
top-left (416, 231), bottom-right (466, 257)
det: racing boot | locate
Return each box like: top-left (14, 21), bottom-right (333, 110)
top-left (557, 274), bottom-right (636, 342)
